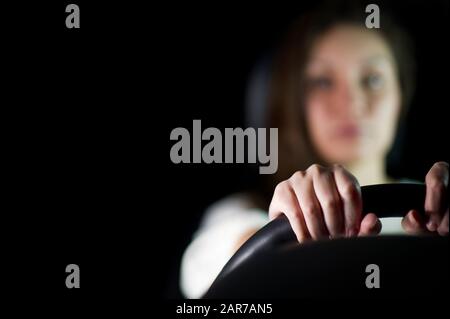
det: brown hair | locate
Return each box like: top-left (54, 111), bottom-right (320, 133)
top-left (264, 1), bottom-right (415, 189)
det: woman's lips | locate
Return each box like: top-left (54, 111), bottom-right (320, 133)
top-left (334, 124), bottom-right (361, 139)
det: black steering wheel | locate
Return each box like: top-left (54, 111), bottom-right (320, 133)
top-left (204, 183), bottom-right (448, 298)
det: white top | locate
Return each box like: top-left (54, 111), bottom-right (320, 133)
top-left (180, 194), bottom-right (405, 299)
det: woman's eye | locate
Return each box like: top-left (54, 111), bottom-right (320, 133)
top-left (309, 77), bottom-right (333, 90)
top-left (363, 74), bottom-right (384, 90)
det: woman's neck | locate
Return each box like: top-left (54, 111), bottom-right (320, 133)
top-left (345, 157), bottom-right (391, 186)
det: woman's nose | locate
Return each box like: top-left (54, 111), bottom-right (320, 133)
top-left (333, 82), bottom-right (367, 117)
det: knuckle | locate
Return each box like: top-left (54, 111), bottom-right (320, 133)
top-left (302, 202), bottom-right (318, 217)
top-left (341, 182), bottom-right (360, 199)
top-left (332, 163), bottom-right (344, 172)
top-left (307, 164), bottom-right (324, 175)
top-left (336, 168), bottom-right (359, 186)
top-left (274, 181), bottom-right (289, 194)
top-left (290, 170), bottom-right (305, 182)
top-left (322, 196), bottom-right (338, 212)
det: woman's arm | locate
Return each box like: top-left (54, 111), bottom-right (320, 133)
top-left (180, 194), bottom-right (268, 298)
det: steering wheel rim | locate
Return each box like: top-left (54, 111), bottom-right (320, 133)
top-left (203, 183), bottom-right (449, 298)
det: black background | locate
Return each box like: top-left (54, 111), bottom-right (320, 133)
top-left (3, 0), bottom-right (449, 312)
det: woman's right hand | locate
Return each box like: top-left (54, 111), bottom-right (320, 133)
top-left (268, 164), bottom-right (381, 243)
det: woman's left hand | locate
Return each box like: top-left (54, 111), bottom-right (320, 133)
top-left (402, 162), bottom-right (449, 236)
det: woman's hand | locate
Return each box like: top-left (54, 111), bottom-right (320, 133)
top-left (402, 162), bottom-right (449, 236)
top-left (269, 164), bottom-right (381, 243)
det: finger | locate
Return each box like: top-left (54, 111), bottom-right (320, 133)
top-left (425, 162), bottom-right (449, 231)
top-left (401, 210), bottom-right (428, 234)
top-left (269, 181), bottom-right (311, 242)
top-left (290, 172), bottom-right (328, 240)
top-left (269, 181), bottom-right (295, 220)
top-left (358, 213), bottom-right (382, 236)
top-left (333, 164), bottom-right (362, 237)
top-left (310, 165), bottom-right (345, 238)
top-left (437, 211), bottom-right (449, 236)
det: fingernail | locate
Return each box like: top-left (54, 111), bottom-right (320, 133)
top-left (427, 220), bottom-right (437, 231)
top-left (438, 225), bottom-right (449, 236)
top-left (347, 228), bottom-right (357, 237)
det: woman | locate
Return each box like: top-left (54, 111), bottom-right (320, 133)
top-left (180, 3), bottom-right (449, 298)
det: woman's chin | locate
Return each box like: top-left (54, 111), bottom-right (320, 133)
top-left (321, 144), bottom-right (366, 164)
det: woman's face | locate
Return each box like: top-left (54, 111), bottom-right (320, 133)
top-left (305, 24), bottom-right (401, 165)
